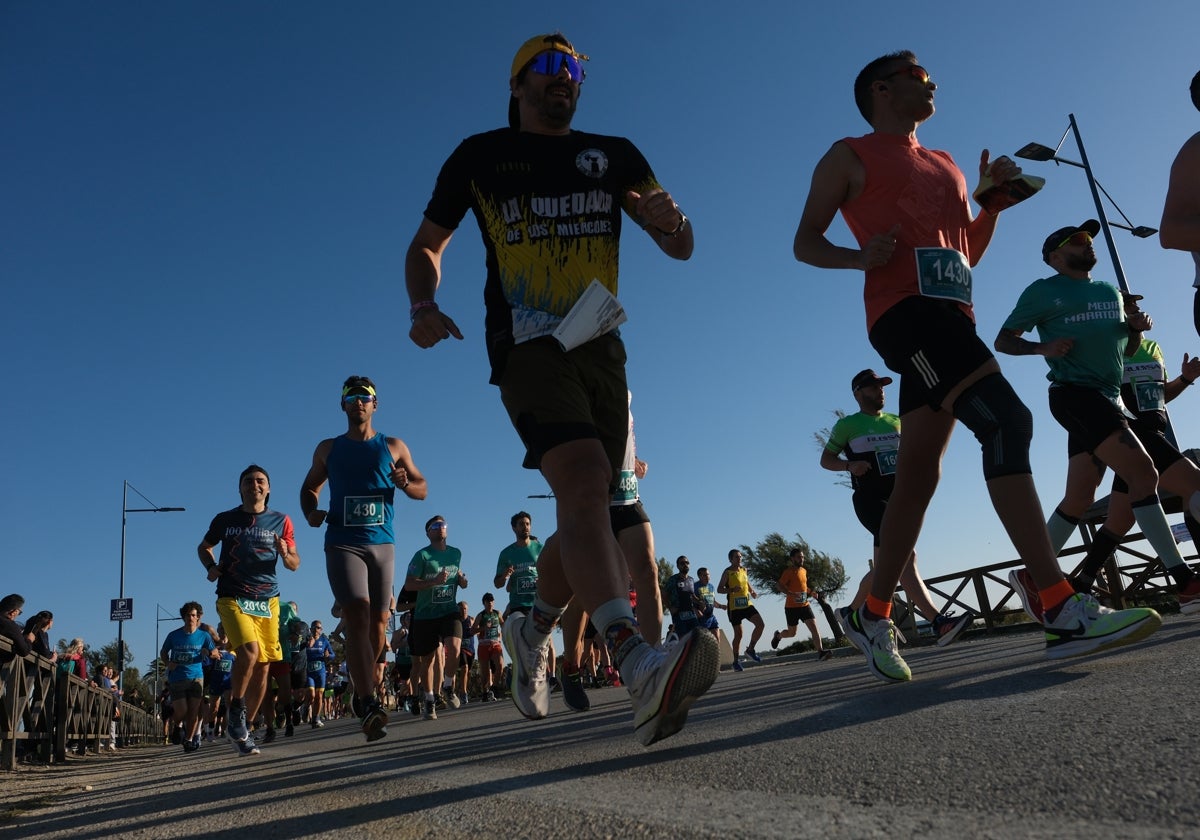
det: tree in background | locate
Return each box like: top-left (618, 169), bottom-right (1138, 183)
top-left (814, 410), bottom-right (852, 489)
top-left (739, 533), bottom-right (849, 602)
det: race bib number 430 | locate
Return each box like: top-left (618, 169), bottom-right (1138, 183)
top-left (915, 248), bottom-right (972, 305)
top-left (344, 495), bottom-right (385, 526)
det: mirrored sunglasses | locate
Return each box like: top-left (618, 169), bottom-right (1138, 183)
top-left (1057, 231), bottom-right (1093, 250)
top-left (527, 51), bottom-right (585, 83)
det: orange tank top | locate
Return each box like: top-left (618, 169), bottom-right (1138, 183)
top-left (841, 133), bottom-right (976, 331)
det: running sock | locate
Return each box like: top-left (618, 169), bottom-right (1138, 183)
top-left (1077, 527), bottom-right (1121, 586)
top-left (522, 597), bottom-right (564, 647)
top-left (1131, 496), bottom-right (1189, 572)
top-left (593, 597), bottom-right (647, 674)
top-left (1183, 511), bottom-right (1200, 574)
top-left (1047, 507), bottom-right (1081, 555)
top-left (1040, 579), bottom-right (1078, 615)
top-left (864, 595), bottom-right (892, 621)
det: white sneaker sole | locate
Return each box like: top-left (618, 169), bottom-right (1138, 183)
top-left (634, 630), bottom-right (719, 747)
top-left (1044, 611), bottom-right (1162, 660)
top-left (502, 615), bottom-right (549, 720)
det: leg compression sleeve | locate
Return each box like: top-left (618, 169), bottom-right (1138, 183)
top-left (952, 373), bottom-right (1033, 480)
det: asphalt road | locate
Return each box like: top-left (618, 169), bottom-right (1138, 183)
top-left (4, 617), bottom-right (1198, 840)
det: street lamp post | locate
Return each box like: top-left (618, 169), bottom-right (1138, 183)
top-left (118, 480), bottom-right (184, 692)
top-left (153, 602), bottom-right (179, 723)
top-left (1017, 113), bottom-right (1177, 450)
top-left (1015, 113), bottom-right (1158, 294)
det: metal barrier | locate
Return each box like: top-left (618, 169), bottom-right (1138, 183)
top-left (0, 637), bottom-right (158, 768)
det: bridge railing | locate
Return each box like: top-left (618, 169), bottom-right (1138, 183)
top-left (0, 637), bottom-right (157, 768)
top-left (891, 492), bottom-right (1193, 640)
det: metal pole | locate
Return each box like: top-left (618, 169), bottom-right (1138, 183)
top-left (1069, 114), bottom-right (1130, 293)
top-left (154, 603), bottom-right (161, 723)
top-left (1068, 114), bottom-right (1178, 446)
top-left (117, 480), bottom-right (128, 692)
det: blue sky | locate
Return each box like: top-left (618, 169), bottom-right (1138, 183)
top-left (4, 2), bottom-right (1199, 671)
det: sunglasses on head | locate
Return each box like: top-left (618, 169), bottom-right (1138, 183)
top-left (527, 51), bottom-right (586, 83)
top-left (1057, 231), bottom-right (1093, 250)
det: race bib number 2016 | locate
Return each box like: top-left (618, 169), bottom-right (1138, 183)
top-left (236, 598), bottom-right (272, 618)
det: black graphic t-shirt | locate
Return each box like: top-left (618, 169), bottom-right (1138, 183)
top-left (423, 127), bottom-right (660, 381)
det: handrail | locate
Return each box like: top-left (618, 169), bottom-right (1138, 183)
top-left (0, 638), bottom-right (156, 768)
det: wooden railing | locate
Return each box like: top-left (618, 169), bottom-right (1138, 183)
top-left (890, 490), bottom-right (1195, 640)
top-left (0, 638), bottom-right (157, 768)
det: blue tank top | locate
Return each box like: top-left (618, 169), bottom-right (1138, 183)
top-left (325, 433), bottom-right (395, 545)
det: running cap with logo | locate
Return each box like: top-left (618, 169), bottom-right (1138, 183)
top-left (508, 33), bottom-right (588, 129)
top-left (851, 369), bottom-right (893, 391)
top-left (1041, 219), bottom-right (1100, 265)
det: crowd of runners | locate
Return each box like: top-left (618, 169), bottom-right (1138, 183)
top-left (146, 32), bottom-right (1200, 758)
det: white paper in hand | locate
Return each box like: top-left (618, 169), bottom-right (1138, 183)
top-left (552, 279), bottom-right (627, 352)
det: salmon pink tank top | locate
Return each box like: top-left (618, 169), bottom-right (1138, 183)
top-left (841, 133), bottom-right (976, 331)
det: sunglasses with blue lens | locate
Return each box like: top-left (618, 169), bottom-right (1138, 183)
top-left (527, 51), bottom-right (585, 83)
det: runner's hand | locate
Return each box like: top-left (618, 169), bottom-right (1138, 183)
top-left (1040, 337), bottom-right (1074, 358)
top-left (1182, 353), bottom-right (1200, 382)
top-left (306, 509), bottom-right (327, 528)
top-left (860, 224), bottom-right (900, 270)
top-left (410, 307), bottom-right (463, 349)
top-left (980, 149), bottom-right (1020, 183)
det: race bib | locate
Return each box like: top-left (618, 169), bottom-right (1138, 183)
top-left (875, 447), bottom-right (898, 477)
top-left (432, 583), bottom-right (453, 605)
top-left (344, 495), bottom-right (385, 526)
top-left (517, 576), bottom-right (538, 593)
top-left (307, 660), bottom-right (324, 672)
top-left (612, 469), bottom-right (638, 504)
top-left (235, 597), bottom-right (272, 618)
top-left (915, 248), bottom-right (972, 305)
top-left (1133, 379), bottom-right (1166, 413)
top-left (733, 596), bottom-right (749, 609)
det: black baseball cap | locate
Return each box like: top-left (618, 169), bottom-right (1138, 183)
top-left (851, 369), bottom-right (893, 391)
top-left (1041, 219), bottom-right (1100, 265)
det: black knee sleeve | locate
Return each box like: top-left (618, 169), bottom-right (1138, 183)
top-left (952, 373), bottom-right (1033, 480)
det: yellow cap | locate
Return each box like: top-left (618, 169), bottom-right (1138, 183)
top-left (510, 33), bottom-right (588, 79)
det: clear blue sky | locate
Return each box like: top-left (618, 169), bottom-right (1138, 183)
top-left (4, 2), bottom-right (1199, 672)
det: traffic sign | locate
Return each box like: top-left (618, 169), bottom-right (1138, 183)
top-left (110, 598), bottom-right (134, 621)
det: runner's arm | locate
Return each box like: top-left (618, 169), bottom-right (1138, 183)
top-left (300, 439), bottom-right (333, 527)
top-left (406, 218), bottom-right (464, 348)
top-left (1161, 133), bottom-right (1200, 251)
top-left (794, 142), bottom-right (870, 270)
